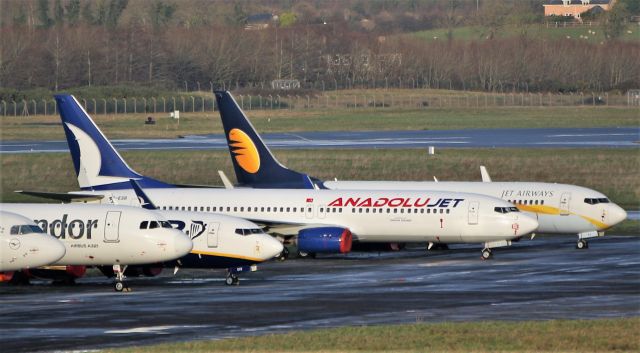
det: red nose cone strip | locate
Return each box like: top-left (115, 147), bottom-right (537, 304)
top-left (340, 229), bottom-right (353, 253)
top-left (65, 265), bottom-right (87, 278)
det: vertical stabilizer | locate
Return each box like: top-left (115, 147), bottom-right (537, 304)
top-left (214, 91), bottom-right (322, 189)
top-left (54, 94), bottom-right (172, 190)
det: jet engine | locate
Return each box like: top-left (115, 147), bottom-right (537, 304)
top-left (297, 227), bottom-right (352, 254)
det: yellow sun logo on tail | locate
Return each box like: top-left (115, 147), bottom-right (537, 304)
top-left (228, 128), bottom-right (260, 174)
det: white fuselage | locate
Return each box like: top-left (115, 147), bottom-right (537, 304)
top-left (82, 188), bottom-right (539, 244)
top-left (1, 204), bottom-right (192, 266)
top-left (323, 181), bottom-right (628, 235)
top-left (155, 210), bottom-right (283, 264)
top-left (0, 211), bottom-right (66, 272)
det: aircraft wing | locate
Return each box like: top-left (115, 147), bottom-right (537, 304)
top-left (14, 190), bottom-right (104, 203)
top-left (246, 218), bottom-right (345, 235)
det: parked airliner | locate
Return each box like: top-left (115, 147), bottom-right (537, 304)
top-left (50, 94), bottom-right (538, 259)
top-left (214, 90), bottom-right (627, 250)
top-left (1, 203), bottom-right (192, 291)
top-left (0, 211), bottom-right (66, 272)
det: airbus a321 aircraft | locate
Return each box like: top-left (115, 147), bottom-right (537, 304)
top-left (50, 94), bottom-right (538, 260)
top-left (0, 211), bottom-right (66, 272)
top-left (1, 203), bottom-right (192, 291)
top-left (213, 90), bottom-right (627, 250)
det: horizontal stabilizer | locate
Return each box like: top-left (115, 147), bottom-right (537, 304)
top-left (15, 190), bottom-right (104, 202)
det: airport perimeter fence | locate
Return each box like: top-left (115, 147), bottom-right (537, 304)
top-left (1, 91), bottom-right (638, 117)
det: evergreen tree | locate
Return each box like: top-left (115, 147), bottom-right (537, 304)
top-left (37, 0), bottom-right (54, 28)
top-left (54, 0), bottom-right (65, 26)
top-left (66, 0), bottom-right (81, 25)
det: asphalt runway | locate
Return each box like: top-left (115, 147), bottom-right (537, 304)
top-left (1, 127), bottom-right (638, 153)
top-left (1, 234), bottom-right (639, 353)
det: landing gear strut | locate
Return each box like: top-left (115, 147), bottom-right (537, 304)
top-left (276, 247), bottom-right (289, 261)
top-left (481, 248), bottom-right (493, 260)
top-left (576, 239), bottom-right (589, 250)
top-left (113, 265), bottom-right (131, 292)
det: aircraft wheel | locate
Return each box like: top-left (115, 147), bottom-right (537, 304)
top-left (577, 240), bottom-right (588, 250)
top-left (225, 274), bottom-right (239, 286)
top-left (114, 282), bottom-right (124, 292)
top-left (481, 248), bottom-right (493, 260)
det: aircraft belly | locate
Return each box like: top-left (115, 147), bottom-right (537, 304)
top-left (536, 214), bottom-right (594, 234)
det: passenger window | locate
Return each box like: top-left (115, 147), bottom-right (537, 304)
top-left (446, 209), bottom-right (450, 214)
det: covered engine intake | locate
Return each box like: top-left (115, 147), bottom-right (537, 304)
top-left (297, 227), bottom-right (352, 254)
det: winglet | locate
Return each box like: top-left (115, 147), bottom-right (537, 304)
top-left (214, 91), bottom-right (322, 189)
top-left (480, 166), bottom-right (492, 182)
top-left (218, 170), bottom-right (235, 189)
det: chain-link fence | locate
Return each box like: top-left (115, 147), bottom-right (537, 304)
top-left (1, 91), bottom-right (636, 117)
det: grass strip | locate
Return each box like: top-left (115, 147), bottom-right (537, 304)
top-left (102, 317), bottom-right (640, 353)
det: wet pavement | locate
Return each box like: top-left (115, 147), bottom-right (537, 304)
top-left (1, 234), bottom-right (639, 353)
top-left (2, 127), bottom-right (638, 153)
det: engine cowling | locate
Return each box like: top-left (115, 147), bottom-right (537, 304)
top-left (22, 265), bottom-right (86, 283)
top-left (298, 227), bottom-right (352, 254)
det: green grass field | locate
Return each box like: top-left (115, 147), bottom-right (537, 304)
top-left (102, 317), bottom-right (639, 353)
top-left (2, 148), bottom-right (638, 208)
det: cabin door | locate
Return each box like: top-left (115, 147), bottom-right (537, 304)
top-left (104, 211), bottom-right (121, 243)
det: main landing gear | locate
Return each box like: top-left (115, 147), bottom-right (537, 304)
top-left (113, 265), bottom-right (131, 292)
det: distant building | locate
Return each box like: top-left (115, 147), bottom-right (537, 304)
top-left (245, 13), bottom-right (278, 30)
top-left (543, 0), bottom-right (615, 20)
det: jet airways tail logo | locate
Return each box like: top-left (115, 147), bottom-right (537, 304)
top-left (228, 128), bottom-right (260, 174)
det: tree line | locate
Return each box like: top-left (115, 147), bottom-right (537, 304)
top-left (1, 0), bottom-right (638, 94)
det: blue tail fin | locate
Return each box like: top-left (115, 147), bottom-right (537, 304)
top-left (54, 94), bottom-right (173, 191)
top-left (214, 91), bottom-right (322, 189)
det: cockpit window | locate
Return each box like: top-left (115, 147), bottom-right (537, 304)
top-left (585, 198), bottom-right (609, 205)
top-left (494, 207), bottom-right (520, 214)
top-left (159, 221), bottom-right (173, 229)
top-left (235, 228), bottom-right (264, 236)
top-left (10, 224), bottom-right (45, 235)
top-left (140, 221), bottom-right (148, 229)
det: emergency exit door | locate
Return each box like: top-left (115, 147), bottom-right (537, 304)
top-left (559, 193), bottom-right (571, 216)
top-left (207, 222), bottom-right (220, 248)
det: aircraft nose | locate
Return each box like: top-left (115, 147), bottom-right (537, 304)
top-left (516, 214), bottom-right (539, 236)
top-left (608, 205), bottom-right (627, 227)
top-left (46, 236), bottom-right (67, 264)
top-left (173, 233), bottom-right (194, 257)
top-left (262, 235), bottom-right (284, 260)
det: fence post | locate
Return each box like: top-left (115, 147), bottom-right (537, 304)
top-left (113, 98), bottom-right (118, 114)
top-left (240, 95), bottom-right (244, 109)
top-left (123, 98), bottom-right (127, 114)
top-left (605, 92), bottom-right (609, 106)
top-left (306, 95), bottom-right (310, 109)
top-left (133, 98), bottom-right (137, 113)
top-left (248, 95), bottom-right (252, 110)
top-left (181, 96), bottom-right (186, 112)
top-left (31, 100), bottom-right (36, 115)
top-left (202, 96), bottom-right (205, 112)
top-left (101, 99), bottom-right (106, 114)
top-left (191, 96), bottom-right (195, 112)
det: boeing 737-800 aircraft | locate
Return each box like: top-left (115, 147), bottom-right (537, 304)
top-left (0, 211), bottom-right (66, 272)
top-left (50, 94), bottom-right (538, 259)
top-left (1, 203), bottom-right (192, 291)
top-left (213, 91), bottom-right (627, 250)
